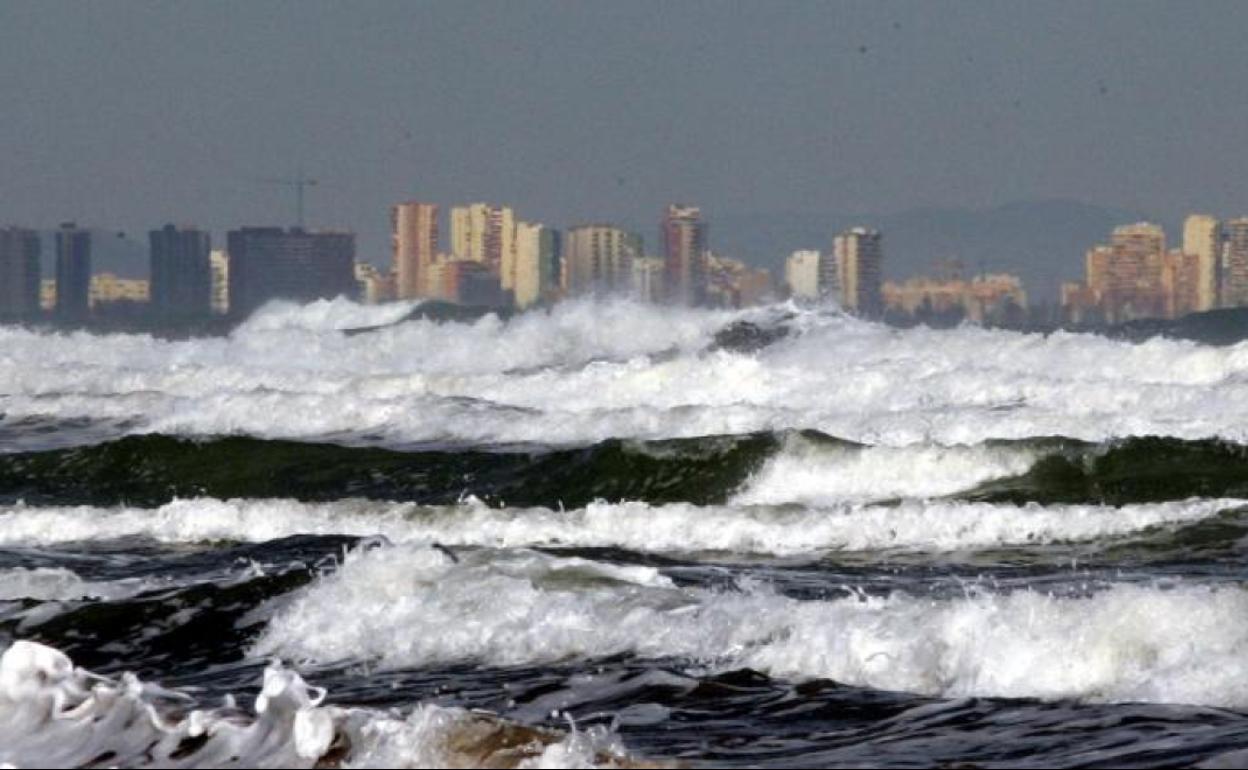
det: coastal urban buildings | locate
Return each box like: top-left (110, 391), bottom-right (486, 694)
top-left (564, 224), bottom-right (640, 295)
top-left (1224, 218), bottom-right (1248, 308)
top-left (149, 225), bottom-right (211, 317)
top-left (705, 253), bottom-right (773, 308)
top-left (90, 273), bottom-right (149, 308)
top-left (451, 204), bottom-right (515, 279)
top-left (631, 257), bottom-right (666, 304)
top-left (1182, 214), bottom-right (1221, 312)
top-left (784, 250), bottom-right (820, 300)
top-left (54, 223), bottom-right (92, 320)
top-left (884, 273), bottom-right (1027, 324)
top-left (226, 227), bottom-right (356, 317)
top-left (1061, 221), bottom-right (1205, 323)
top-left (833, 228), bottom-right (883, 316)
top-left (514, 222), bottom-right (561, 308)
top-left (0, 227), bottom-right (41, 318)
top-left (662, 204), bottom-right (707, 306)
top-left (392, 202), bottom-right (439, 300)
top-left (428, 259), bottom-right (507, 307)
top-left (210, 249), bottom-right (230, 315)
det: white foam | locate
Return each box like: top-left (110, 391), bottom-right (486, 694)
top-left (0, 639), bottom-right (628, 769)
top-left (0, 496), bottom-right (1235, 555)
top-left (3, 297), bottom-right (1248, 446)
top-left (254, 544), bottom-right (1248, 708)
top-left (234, 296), bottom-right (424, 333)
top-left (0, 567), bottom-right (151, 602)
top-left (732, 434), bottom-right (1042, 505)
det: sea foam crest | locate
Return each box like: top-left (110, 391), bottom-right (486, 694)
top-left (3, 297), bottom-right (1248, 446)
top-left (0, 566), bottom-right (154, 602)
top-left (0, 497), bottom-right (1236, 555)
top-left (731, 433), bottom-right (1043, 505)
top-left (255, 544), bottom-right (1248, 708)
top-left (0, 639), bottom-right (628, 769)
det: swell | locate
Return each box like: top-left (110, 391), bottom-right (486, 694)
top-left (0, 431), bottom-right (785, 508)
top-left (963, 435), bottom-right (1248, 505)
top-left (3, 431), bottom-right (1248, 508)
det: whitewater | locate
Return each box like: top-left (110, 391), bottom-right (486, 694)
top-left (4, 297), bottom-right (1248, 767)
top-left (2, 297), bottom-right (1248, 447)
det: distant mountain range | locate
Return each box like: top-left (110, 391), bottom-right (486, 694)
top-left (714, 199), bottom-right (1164, 303)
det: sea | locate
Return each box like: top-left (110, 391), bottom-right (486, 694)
top-left (3, 296), bottom-right (1248, 768)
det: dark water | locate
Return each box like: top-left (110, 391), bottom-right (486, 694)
top-left (3, 427), bottom-right (1248, 767)
top-left (4, 303), bottom-right (1248, 767)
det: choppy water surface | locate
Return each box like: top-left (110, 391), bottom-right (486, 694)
top-left (3, 298), bottom-right (1248, 767)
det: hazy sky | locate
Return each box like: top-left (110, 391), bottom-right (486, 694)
top-left (3, 1), bottom-right (1248, 262)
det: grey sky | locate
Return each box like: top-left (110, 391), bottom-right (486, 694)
top-left (2, 1), bottom-right (1247, 264)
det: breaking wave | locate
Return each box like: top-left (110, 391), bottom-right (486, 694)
top-left (0, 496), bottom-right (1240, 556)
top-left (3, 431), bottom-right (1248, 509)
top-left (0, 640), bottom-right (629, 768)
top-left (3, 298), bottom-right (1248, 447)
top-left (255, 543), bottom-right (1248, 708)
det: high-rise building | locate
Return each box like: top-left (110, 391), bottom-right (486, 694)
top-left (450, 203), bottom-right (516, 285)
top-left (1223, 218), bottom-right (1248, 307)
top-left (1183, 214), bottom-right (1221, 311)
top-left (226, 227), bottom-right (356, 317)
top-left (1161, 248), bottom-right (1201, 319)
top-left (0, 227), bottom-right (41, 318)
top-left (631, 257), bottom-right (666, 303)
top-left (149, 224), bottom-right (211, 318)
top-left (784, 250), bottom-right (821, 300)
top-left (564, 225), bottom-right (640, 296)
top-left (1085, 222), bottom-right (1166, 321)
top-left (1064, 221), bottom-right (1202, 323)
top-left (662, 204), bottom-right (707, 306)
top-left (54, 223), bottom-right (92, 320)
top-left (833, 228), bottom-right (883, 316)
top-left (392, 202), bottom-right (439, 299)
top-left (209, 249), bottom-right (229, 315)
top-left (514, 222), bottom-right (561, 309)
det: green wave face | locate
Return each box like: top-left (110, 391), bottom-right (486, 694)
top-left (0, 432), bottom-right (786, 509)
top-left (5, 431), bottom-right (1248, 510)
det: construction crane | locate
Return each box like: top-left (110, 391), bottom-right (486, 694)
top-left (257, 170), bottom-right (318, 229)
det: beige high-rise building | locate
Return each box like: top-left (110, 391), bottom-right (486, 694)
top-left (784, 250), bottom-right (820, 300)
top-left (1182, 214), bottom-right (1221, 311)
top-left (450, 203), bottom-right (515, 289)
top-left (631, 257), bottom-right (666, 303)
top-left (1223, 218), bottom-right (1248, 307)
top-left (392, 202), bottom-right (439, 299)
top-left (833, 228), bottom-right (883, 316)
top-left (564, 225), bottom-right (640, 295)
top-left (209, 249), bottom-right (229, 315)
top-left (1161, 248), bottom-right (1201, 318)
top-left (514, 220), bottom-right (549, 308)
top-left (1085, 222), bottom-right (1166, 322)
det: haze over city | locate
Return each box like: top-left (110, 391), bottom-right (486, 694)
top-left (5, 1), bottom-right (1248, 294)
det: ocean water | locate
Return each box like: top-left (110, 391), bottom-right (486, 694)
top-left (3, 297), bottom-right (1248, 767)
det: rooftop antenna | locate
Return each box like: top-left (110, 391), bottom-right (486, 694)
top-left (257, 168), bottom-right (319, 228)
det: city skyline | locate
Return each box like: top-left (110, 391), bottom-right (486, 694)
top-left (6, 2), bottom-right (1248, 274)
top-left (10, 196), bottom-right (1248, 329)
